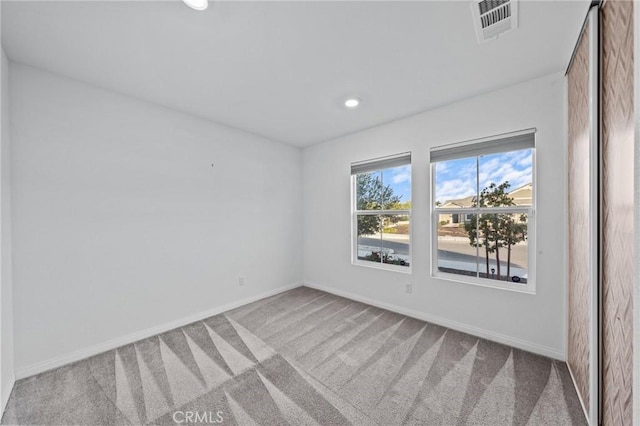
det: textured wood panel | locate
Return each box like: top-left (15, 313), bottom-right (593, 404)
top-left (601, 0), bottom-right (634, 424)
top-left (567, 21), bottom-right (591, 414)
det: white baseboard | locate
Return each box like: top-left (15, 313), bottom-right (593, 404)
top-left (15, 280), bottom-right (565, 380)
top-left (15, 282), bottom-right (303, 380)
top-left (1, 374), bottom-right (15, 416)
top-left (303, 282), bottom-right (565, 360)
top-left (566, 363), bottom-right (591, 425)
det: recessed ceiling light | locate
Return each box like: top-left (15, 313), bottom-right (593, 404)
top-left (344, 98), bottom-right (360, 109)
top-left (183, 0), bottom-right (208, 11)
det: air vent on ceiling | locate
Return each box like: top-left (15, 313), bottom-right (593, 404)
top-left (471, 0), bottom-right (518, 43)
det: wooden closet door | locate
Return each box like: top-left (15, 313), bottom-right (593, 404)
top-left (600, 0), bottom-right (634, 424)
top-left (567, 19), bottom-right (592, 416)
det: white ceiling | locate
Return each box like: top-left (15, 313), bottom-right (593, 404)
top-left (2, 0), bottom-right (589, 147)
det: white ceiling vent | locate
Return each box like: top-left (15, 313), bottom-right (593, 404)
top-left (471, 0), bottom-right (519, 43)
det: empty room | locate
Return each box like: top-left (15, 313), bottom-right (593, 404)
top-left (0, 0), bottom-right (638, 425)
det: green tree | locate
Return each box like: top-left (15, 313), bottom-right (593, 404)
top-left (356, 172), bottom-right (402, 236)
top-left (500, 212), bottom-right (528, 279)
top-left (465, 181), bottom-right (524, 280)
top-left (481, 182), bottom-right (513, 279)
top-left (465, 213), bottom-right (495, 277)
top-left (397, 200), bottom-right (412, 210)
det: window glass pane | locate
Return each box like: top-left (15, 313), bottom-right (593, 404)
top-left (476, 212), bottom-right (528, 284)
top-left (432, 145), bottom-right (533, 287)
top-left (356, 171), bottom-right (382, 210)
top-left (357, 215), bottom-right (382, 264)
top-left (478, 149), bottom-right (533, 207)
top-left (434, 157), bottom-right (477, 208)
top-left (506, 213), bottom-right (528, 284)
top-left (437, 212), bottom-right (528, 284)
top-left (437, 214), bottom-right (478, 277)
top-left (381, 214), bottom-right (410, 267)
top-left (353, 157), bottom-right (411, 271)
top-left (382, 165), bottom-right (411, 210)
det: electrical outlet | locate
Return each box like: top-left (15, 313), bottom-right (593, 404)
top-left (239, 276), bottom-right (245, 286)
top-left (405, 282), bottom-right (412, 294)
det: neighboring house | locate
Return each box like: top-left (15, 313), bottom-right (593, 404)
top-left (438, 195), bottom-right (476, 224)
top-left (507, 183), bottom-right (533, 206)
top-left (438, 183), bottom-right (532, 225)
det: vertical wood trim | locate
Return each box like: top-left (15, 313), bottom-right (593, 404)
top-left (567, 17), bottom-right (592, 420)
top-left (600, 0), bottom-right (634, 424)
top-left (587, 8), bottom-right (600, 425)
top-left (634, 1), bottom-right (640, 424)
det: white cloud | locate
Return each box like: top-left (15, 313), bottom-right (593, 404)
top-left (435, 162), bottom-right (448, 174)
top-left (502, 167), bottom-right (532, 188)
top-left (517, 156), bottom-right (532, 168)
top-left (478, 152), bottom-right (532, 191)
top-left (436, 179), bottom-right (476, 203)
top-left (392, 166), bottom-right (411, 184)
top-left (434, 150), bottom-right (533, 202)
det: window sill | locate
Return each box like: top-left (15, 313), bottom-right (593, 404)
top-left (352, 260), bottom-right (412, 274)
top-left (432, 271), bottom-right (535, 294)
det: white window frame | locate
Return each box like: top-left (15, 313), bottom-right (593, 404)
top-left (350, 153), bottom-right (412, 274)
top-left (430, 129), bottom-right (537, 294)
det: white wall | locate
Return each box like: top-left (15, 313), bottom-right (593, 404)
top-left (10, 64), bottom-right (302, 375)
top-left (303, 73), bottom-right (567, 359)
top-left (0, 46), bottom-right (15, 411)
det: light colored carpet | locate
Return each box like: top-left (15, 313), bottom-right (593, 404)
top-left (1, 287), bottom-right (586, 425)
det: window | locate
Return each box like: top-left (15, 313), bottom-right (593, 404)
top-left (351, 153), bottom-right (411, 272)
top-left (431, 130), bottom-right (535, 292)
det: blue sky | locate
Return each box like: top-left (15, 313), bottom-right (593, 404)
top-left (383, 165), bottom-right (411, 203)
top-left (434, 148), bottom-right (532, 204)
top-left (374, 149), bottom-right (532, 205)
